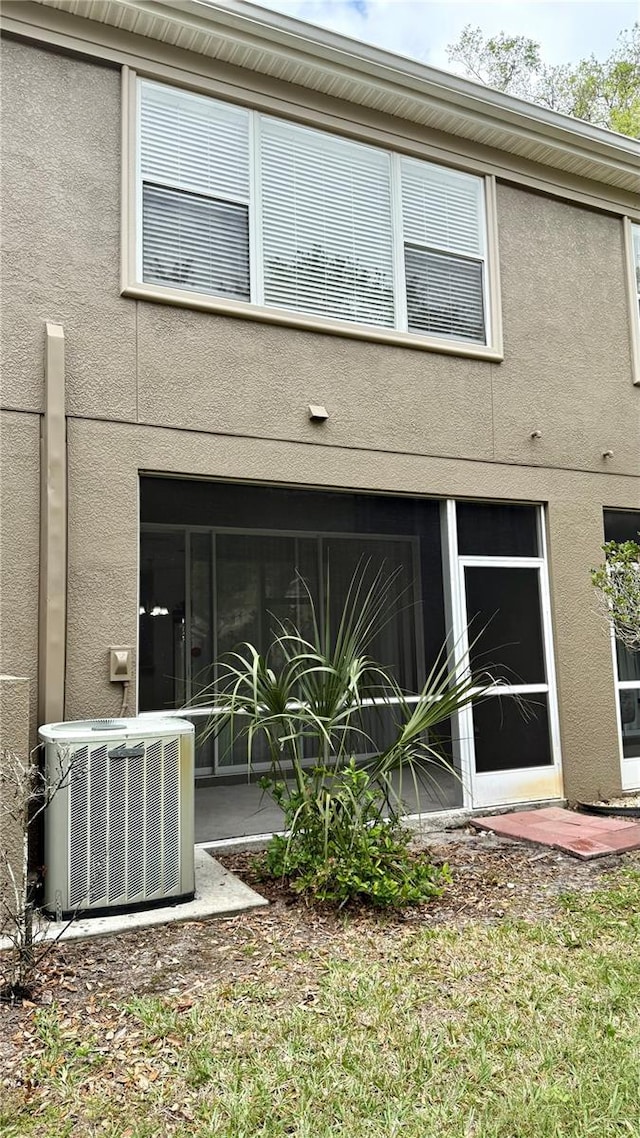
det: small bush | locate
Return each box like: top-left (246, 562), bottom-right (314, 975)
top-left (199, 565), bottom-right (494, 912)
top-left (264, 762), bottom-right (450, 908)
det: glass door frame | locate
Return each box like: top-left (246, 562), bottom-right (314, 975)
top-left (442, 500), bottom-right (563, 809)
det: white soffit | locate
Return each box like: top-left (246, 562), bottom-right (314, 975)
top-left (21, 0), bottom-right (640, 195)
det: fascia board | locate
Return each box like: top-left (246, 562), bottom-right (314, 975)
top-left (184, 0), bottom-right (639, 155)
top-left (19, 0), bottom-right (640, 193)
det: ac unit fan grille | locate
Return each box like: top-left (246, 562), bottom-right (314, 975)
top-left (67, 735), bottom-right (182, 909)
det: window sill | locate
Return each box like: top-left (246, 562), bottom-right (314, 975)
top-left (121, 282), bottom-right (505, 362)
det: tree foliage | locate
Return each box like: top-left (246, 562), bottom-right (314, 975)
top-left (447, 23), bottom-right (640, 137)
top-left (591, 540), bottom-right (640, 652)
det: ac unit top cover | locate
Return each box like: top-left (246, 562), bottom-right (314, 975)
top-left (39, 717), bottom-right (194, 744)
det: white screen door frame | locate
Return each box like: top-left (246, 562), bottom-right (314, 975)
top-left (443, 500), bottom-right (563, 809)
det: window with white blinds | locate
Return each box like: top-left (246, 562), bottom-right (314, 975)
top-left (140, 82), bottom-right (250, 300)
top-left (260, 118), bottom-right (395, 327)
top-left (137, 79), bottom-right (491, 346)
top-left (401, 158), bottom-right (486, 342)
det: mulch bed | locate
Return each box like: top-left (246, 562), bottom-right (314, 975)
top-left (217, 829), bottom-right (631, 922)
top-left (2, 827), bottom-right (638, 1075)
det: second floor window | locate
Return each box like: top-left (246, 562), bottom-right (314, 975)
top-left (138, 80), bottom-right (490, 347)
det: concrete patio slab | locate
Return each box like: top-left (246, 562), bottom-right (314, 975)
top-left (471, 806), bottom-right (640, 860)
top-left (195, 769), bottom-right (462, 842)
top-left (0, 848), bottom-right (268, 950)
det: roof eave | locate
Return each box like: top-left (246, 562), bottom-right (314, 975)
top-left (20, 0), bottom-right (640, 193)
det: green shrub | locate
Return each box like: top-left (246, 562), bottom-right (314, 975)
top-left (264, 762), bottom-right (450, 908)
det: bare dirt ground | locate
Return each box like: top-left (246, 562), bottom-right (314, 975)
top-left (2, 827), bottom-right (638, 1077)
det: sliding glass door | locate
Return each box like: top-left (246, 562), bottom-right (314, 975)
top-left (140, 524), bottom-right (422, 775)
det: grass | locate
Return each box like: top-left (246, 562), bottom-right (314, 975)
top-left (3, 870), bottom-right (640, 1137)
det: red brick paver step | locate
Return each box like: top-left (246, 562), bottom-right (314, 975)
top-left (471, 806), bottom-right (640, 860)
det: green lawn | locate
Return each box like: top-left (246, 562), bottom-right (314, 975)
top-left (3, 870), bottom-right (640, 1138)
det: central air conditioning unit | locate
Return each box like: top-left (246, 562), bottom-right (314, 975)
top-left (39, 717), bottom-right (195, 919)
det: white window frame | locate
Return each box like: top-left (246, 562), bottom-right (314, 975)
top-left (122, 68), bottom-right (503, 362)
top-left (398, 154), bottom-right (490, 343)
top-left (599, 512), bottom-right (640, 790)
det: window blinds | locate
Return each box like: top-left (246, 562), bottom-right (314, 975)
top-left (138, 80), bottom-right (489, 344)
top-left (401, 158), bottom-right (486, 342)
top-left (404, 247), bottom-right (485, 342)
top-left (401, 158), bottom-right (484, 258)
top-left (142, 186), bottom-right (250, 299)
top-left (260, 118), bottom-right (395, 327)
top-left (140, 82), bottom-right (250, 300)
top-left (140, 82), bottom-right (249, 201)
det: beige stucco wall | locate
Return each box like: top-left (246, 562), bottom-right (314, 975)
top-left (133, 189), bottom-right (638, 475)
top-left (2, 38), bottom-right (639, 478)
top-left (0, 38), bottom-right (137, 420)
top-left (1, 36), bottom-right (639, 805)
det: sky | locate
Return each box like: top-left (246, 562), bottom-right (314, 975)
top-left (249, 0), bottom-right (639, 73)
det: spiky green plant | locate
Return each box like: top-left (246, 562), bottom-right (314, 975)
top-left (196, 565), bottom-right (497, 906)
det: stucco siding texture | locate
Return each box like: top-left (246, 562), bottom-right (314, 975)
top-left (1, 39), bottom-right (637, 479)
top-left (134, 187), bottom-right (639, 475)
top-left (0, 39), bottom-right (137, 420)
top-left (0, 413), bottom-right (40, 744)
top-left (65, 421), bottom-right (139, 722)
top-left (494, 187), bottom-right (639, 474)
top-left (136, 306), bottom-right (495, 462)
top-left (65, 417), bottom-right (636, 801)
top-left (545, 498), bottom-right (623, 803)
